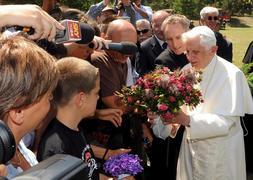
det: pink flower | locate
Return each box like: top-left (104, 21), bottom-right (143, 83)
top-left (157, 103), bottom-right (168, 111)
top-left (176, 82), bottom-right (184, 91)
top-left (145, 89), bottom-right (154, 98)
top-left (136, 78), bottom-right (144, 85)
top-left (168, 84), bottom-right (178, 93)
top-left (161, 112), bottom-right (174, 121)
top-left (159, 75), bottom-right (170, 88)
top-left (186, 85), bottom-right (192, 91)
top-left (143, 80), bottom-right (154, 89)
top-left (128, 96), bottom-right (134, 103)
top-left (162, 67), bottom-right (169, 72)
top-left (169, 96), bottom-right (176, 103)
top-left (185, 96), bottom-right (191, 103)
top-left (153, 96), bottom-right (159, 100)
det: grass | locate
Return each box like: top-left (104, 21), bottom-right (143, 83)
top-left (193, 16), bottom-right (253, 68)
top-left (220, 16), bottom-right (253, 68)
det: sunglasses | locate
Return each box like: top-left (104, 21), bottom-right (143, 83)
top-left (137, 29), bottom-right (149, 35)
top-left (207, 16), bottom-right (218, 21)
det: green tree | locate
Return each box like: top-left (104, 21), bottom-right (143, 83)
top-left (2, 0), bottom-right (253, 18)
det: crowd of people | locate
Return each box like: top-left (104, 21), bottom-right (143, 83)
top-left (0, 0), bottom-right (253, 180)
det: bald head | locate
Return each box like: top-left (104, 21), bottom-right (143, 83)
top-left (106, 19), bottom-right (137, 43)
top-left (152, 10), bottom-right (170, 40)
top-left (152, 10), bottom-right (170, 23)
top-left (104, 19), bottom-right (137, 64)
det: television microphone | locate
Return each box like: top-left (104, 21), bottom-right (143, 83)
top-left (89, 41), bottom-right (138, 55)
top-left (11, 20), bottom-right (95, 45)
top-left (55, 20), bottom-right (95, 44)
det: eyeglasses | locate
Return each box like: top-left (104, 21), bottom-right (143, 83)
top-left (207, 16), bottom-right (218, 21)
top-left (137, 29), bottom-right (149, 35)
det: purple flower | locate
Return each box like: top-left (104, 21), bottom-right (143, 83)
top-left (103, 154), bottom-right (143, 177)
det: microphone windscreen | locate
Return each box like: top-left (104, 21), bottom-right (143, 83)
top-left (76, 23), bottom-right (95, 44)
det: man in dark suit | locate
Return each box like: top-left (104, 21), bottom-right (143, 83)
top-left (200, 6), bottom-right (233, 62)
top-left (215, 31), bottom-right (233, 62)
top-left (243, 41), bottom-right (253, 64)
top-left (136, 10), bottom-right (170, 76)
top-left (151, 14), bottom-right (189, 180)
top-left (242, 41), bottom-right (253, 178)
top-left (155, 49), bottom-right (188, 71)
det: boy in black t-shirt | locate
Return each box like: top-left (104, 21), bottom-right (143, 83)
top-left (37, 57), bottom-right (101, 179)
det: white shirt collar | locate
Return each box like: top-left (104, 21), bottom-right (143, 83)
top-left (154, 35), bottom-right (166, 48)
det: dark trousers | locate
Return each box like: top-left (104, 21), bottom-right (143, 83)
top-left (148, 126), bottom-right (184, 180)
top-left (243, 114), bottom-right (253, 173)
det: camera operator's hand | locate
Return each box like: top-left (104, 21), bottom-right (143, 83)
top-left (0, 4), bottom-right (64, 41)
top-left (0, 164), bottom-right (7, 177)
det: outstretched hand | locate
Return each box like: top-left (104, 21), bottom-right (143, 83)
top-left (95, 108), bottom-right (123, 127)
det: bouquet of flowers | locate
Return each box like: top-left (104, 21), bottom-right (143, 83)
top-left (116, 67), bottom-right (203, 121)
top-left (103, 153), bottom-right (143, 179)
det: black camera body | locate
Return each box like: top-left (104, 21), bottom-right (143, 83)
top-left (13, 154), bottom-right (88, 180)
top-left (0, 120), bottom-right (16, 164)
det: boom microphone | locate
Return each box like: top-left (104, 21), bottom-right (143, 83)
top-left (89, 41), bottom-right (138, 55)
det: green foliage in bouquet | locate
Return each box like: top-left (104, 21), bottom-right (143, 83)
top-left (116, 67), bottom-right (203, 120)
top-left (241, 62), bottom-right (253, 94)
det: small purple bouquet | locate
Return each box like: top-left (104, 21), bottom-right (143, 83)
top-left (103, 153), bottom-right (143, 179)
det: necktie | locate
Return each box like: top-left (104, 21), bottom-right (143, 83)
top-left (162, 42), bottom-right (167, 50)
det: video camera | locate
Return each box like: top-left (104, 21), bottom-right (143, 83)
top-left (13, 154), bottom-right (88, 180)
top-left (0, 120), bottom-right (16, 164)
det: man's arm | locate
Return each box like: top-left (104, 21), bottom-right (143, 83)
top-left (90, 145), bottom-right (131, 160)
top-left (132, 3), bottom-right (149, 20)
top-left (121, 0), bottom-right (136, 26)
top-left (86, 0), bottom-right (110, 20)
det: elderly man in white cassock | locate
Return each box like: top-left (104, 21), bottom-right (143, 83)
top-left (151, 26), bottom-right (253, 180)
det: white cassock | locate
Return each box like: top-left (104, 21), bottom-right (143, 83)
top-left (151, 55), bottom-right (253, 180)
top-left (176, 55), bottom-right (253, 180)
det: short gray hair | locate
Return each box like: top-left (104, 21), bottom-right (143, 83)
top-left (200, 6), bottom-right (219, 19)
top-left (136, 19), bottom-right (151, 29)
top-left (182, 26), bottom-right (216, 50)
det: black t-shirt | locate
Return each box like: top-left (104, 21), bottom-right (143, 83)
top-left (37, 118), bottom-right (99, 180)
